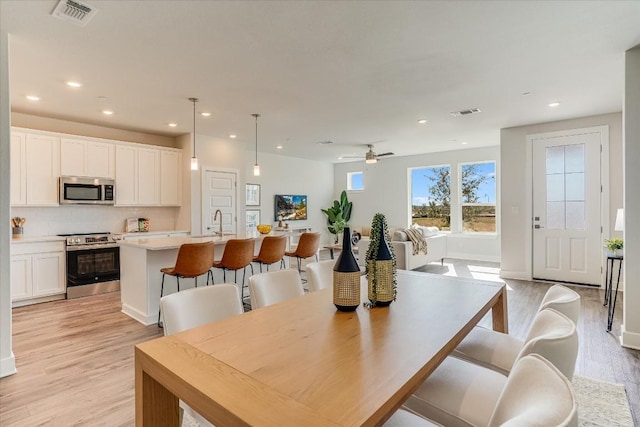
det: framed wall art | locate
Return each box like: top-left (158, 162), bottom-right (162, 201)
top-left (246, 183), bottom-right (261, 206)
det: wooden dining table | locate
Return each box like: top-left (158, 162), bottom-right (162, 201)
top-left (135, 270), bottom-right (508, 427)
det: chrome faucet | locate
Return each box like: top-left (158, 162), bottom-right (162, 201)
top-left (214, 209), bottom-right (223, 236)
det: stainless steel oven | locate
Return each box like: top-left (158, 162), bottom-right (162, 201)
top-left (60, 232), bottom-right (120, 299)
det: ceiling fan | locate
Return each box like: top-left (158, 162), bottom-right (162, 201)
top-left (342, 144), bottom-right (395, 164)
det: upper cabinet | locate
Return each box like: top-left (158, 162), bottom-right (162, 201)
top-left (11, 127), bottom-right (182, 207)
top-left (61, 138), bottom-right (115, 178)
top-left (115, 144), bottom-right (181, 207)
top-left (11, 131), bottom-right (60, 206)
top-left (160, 150), bottom-right (182, 206)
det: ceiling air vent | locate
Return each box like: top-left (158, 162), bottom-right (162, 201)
top-left (450, 108), bottom-right (482, 117)
top-left (51, 0), bottom-right (99, 27)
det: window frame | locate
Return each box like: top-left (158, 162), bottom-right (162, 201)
top-left (458, 160), bottom-right (497, 234)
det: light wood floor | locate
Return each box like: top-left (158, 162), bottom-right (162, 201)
top-left (1, 257), bottom-right (638, 426)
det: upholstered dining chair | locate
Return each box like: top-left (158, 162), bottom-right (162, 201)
top-left (285, 232), bottom-right (321, 273)
top-left (252, 235), bottom-right (287, 272)
top-left (403, 308), bottom-right (578, 427)
top-left (404, 353), bottom-right (578, 427)
top-left (383, 408), bottom-right (440, 426)
top-left (160, 284), bottom-right (243, 427)
top-left (453, 284), bottom-right (580, 376)
top-left (248, 269), bottom-right (304, 309)
top-left (306, 259), bottom-right (335, 292)
top-left (208, 238), bottom-right (255, 304)
top-left (157, 241), bottom-right (215, 326)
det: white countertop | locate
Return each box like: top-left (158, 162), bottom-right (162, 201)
top-left (11, 235), bottom-right (67, 244)
top-left (117, 231), bottom-right (297, 250)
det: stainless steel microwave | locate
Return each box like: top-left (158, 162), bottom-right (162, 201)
top-left (59, 176), bottom-right (115, 205)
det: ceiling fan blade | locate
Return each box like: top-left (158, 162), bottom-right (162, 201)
top-left (341, 155), bottom-right (364, 158)
top-left (377, 152), bottom-right (394, 157)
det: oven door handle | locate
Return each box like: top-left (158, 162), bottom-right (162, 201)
top-left (66, 243), bottom-right (119, 252)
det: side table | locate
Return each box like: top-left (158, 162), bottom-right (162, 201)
top-left (603, 255), bottom-right (623, 332)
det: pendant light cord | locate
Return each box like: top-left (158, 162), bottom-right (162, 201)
top-left (252, 113), bottom-right (260, 164)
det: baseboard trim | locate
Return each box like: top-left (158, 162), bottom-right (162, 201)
top-left (121, 304), bottom-right (155, 326)
top-left (620, 325), bottom-right (640, 350)
top-left (499, 270), bottom-right (531, 280)
top-left (0, 353), bottom-right (16, 378)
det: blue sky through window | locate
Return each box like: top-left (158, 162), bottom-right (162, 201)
top-left (349, 172), bottom-right (363, 190)
top-left (411, 163), bottom-right (495, 205)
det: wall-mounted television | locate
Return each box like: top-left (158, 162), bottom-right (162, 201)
top-left (274, 194), bottom-right (307, 221)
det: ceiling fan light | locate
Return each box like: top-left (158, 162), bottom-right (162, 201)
top-left (366, 158), bottom-right (377, 164)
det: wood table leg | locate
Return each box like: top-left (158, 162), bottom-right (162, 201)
top-left (136, 353), bottom-right (180, 427)
top-left (492, 285), bottom-right (509, 333)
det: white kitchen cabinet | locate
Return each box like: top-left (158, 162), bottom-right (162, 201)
top-left (137, 147), bottom-right (160, 206)
top-left (10, 132), bottom-right (27, 206)
top-left (160, 149), bottom-right (182, 206)
top-left (115, 144), bottom-right (138, 205)
top-left (25, 133), bottom-right (60, 206)
top-left (11, 241), bottom-right (66, 306)
top-left (61, 138), bottom-right (115, 178)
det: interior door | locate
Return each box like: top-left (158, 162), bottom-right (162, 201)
top-left (532, 131), bottom-right (602, 285)
top-left (201, 170), bottom-right (237, 236)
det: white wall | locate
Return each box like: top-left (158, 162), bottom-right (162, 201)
top-left (1, 7), bottom-right (16, 377)
top-left (334, 146), bottom-right (501, 262)
top-left (243, 152), bottom-right (335, 245)
top-left (500, 112), bottom-right (623, 279)
top-left (622, 45), bottom-right (640, 349)
top-left (174, 135), bottom-right (336, 244)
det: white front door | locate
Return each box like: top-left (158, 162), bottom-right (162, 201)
top-left (532, 130), bottom-right (602, 285)
top-left (201, 169), bottom-right (237, 236)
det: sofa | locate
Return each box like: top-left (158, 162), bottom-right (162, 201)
top-left (355, 225), bottom-right (446, 270)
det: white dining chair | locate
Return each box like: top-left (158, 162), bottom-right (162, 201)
top-left (403, 308), bottom-right (578, 427)
top-left (248, 269), bottom-right (305, 309)
top-left (404, 353), bottom-right (578, 427)
top-left (453, 284), bottom-right (580, 376)
top-left (384, 408), bottom-right (441, 426)
top-left (306, 259), bottom-right (335, 292)
top-left (160, 283), bottom-right (244, 427)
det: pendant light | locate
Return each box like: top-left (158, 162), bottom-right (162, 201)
top-left (189, 97), bottom-right (199, 171)
top-left (252, 113), bottom-right (261, 176)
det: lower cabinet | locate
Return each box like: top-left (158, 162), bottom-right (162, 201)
top-left (11, 241), bottom-right (66, 306)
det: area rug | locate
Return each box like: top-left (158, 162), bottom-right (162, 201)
top-left (572, 374), bottom-right (634, 427)
top-left (182, 375), bottom-right (634, 427)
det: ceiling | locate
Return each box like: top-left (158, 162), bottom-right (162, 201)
top-left (3, 1), bottom-right (640, 163)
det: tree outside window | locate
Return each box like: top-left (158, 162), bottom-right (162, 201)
top-left (411, 166), bottom-right (451, 230)
top-left (460, 162), bottom-right (496, 233)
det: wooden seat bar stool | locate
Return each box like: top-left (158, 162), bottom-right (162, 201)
top-left (252, 235), bottom-right (287, 272)
top-left (285, 232), bottom-right (321, 273)
top-left (157, 241), bottom-right (215, 327)
top-left (208, 238), bottom-right (255, 305)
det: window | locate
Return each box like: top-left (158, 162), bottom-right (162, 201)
top-left (410, 166), bottom-right (451, 230)
top-left (460, 162), bottom-right (496, 233)
top-left (347, 171), bottom-right (364, 191)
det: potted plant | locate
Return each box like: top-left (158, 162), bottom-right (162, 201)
top-left (321, 190), bottom-right (353, 244)
top-left (365, 213), bottom-right (397, 306)
top-left (604, 238), bottom-right (623, 257)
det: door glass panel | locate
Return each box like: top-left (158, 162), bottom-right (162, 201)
top-left (546, 175), bottom-right (565, 201)
top-left (564, 144), bottom-right (585, 173)
top-left (565, 173), bottom-right (585, 201)
top-left (546, 146), bottom-right (565, 174)
top-left (566, 201), bottom-right (585, 230)
top-left (547, 201), bottom-right (565, 229)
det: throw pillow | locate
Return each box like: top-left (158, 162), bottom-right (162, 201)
top-left (393, 230), bottom-right (408, 241)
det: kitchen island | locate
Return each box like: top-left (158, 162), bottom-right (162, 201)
top-left (118, 232), bottom-right (303, 325)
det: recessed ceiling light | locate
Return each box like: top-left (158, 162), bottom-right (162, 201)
top-left (26, 95), bottom-right (40, 101)
top-left (276, 145), bottom-right (283, 150)
top-left (338, 157), bottom-right (343, 160)
top-left (548, 102), bottom-right (560, 107)
top-left (66, 81), bottom-right (82, 88)
top-left (461, 142), bottom-right (468, 145)
top-left (168, 123), bottom-right (177, 127)
top-left (229, 134), bottom-right (237, 139)
top-left (201, 112), bottom-right (211, 117)
top-left (102, 110), bottom-right (114, 115)
top-left (417, 119), bottom-right (427, 124)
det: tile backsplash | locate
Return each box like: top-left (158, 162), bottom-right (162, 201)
top-left (11, 206), bottom-right (180, 237)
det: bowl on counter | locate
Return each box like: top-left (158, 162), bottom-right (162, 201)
top-left (256, 224), bottom-right (272, 234)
